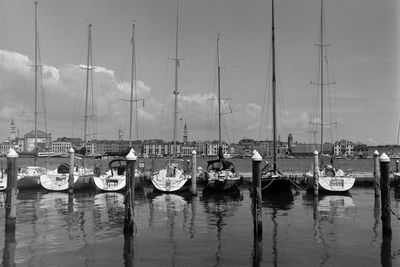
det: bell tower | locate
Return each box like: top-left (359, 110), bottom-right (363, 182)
top-left (183, 123), bottom-right (188, 143)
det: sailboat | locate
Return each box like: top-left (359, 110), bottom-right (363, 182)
top-left (17, 1), bottom-right (49, 190)
top-left (304, 0), bottom-right (355, 193)
top-left (94, 22), bottom-right (142, 192)
top-left (41, 24), bottom-right (95, 192)
top-left (150, 0), bottom-right (191, 193)
top-left (202, 34), bottom-right (241, 194)
top-left (260, 0), bottom-right (293, 194)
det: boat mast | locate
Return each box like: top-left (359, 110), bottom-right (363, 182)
top-left (83, 24), bottom-right (92, 164)
top-left (271, 0), bottom-right (277, 172)
top-left (217, 34), bottom-right (222, 157)
top-left (172, 0), bottom-right (180, 157)
top-left (34, 0), bottom-right (38, 165)
top-left (129, 22), bottom-right (136, 147)
top-left (319, 0), bottom-right (324, 156)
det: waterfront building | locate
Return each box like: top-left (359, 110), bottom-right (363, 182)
top-left (51, 141), bottom-right (71, 156)
top-left (9, 120), bottom-right (17, 142)
top-left (353, 144), bottom-right (400, 158)
top-left (333, 139), bottom-right (354, 157)
top-left (143, 139), bottom-right (164, 156)
top-left (181, 143), bottom-right (195, 156)
top-left (183, 123), bottom-right (188, 143)
top-left (287, 133), bottom-right (293, 154)
top-left (206, 140), bottom-right (228, 156)
top-left (0, 141), bottom-right (15, 156)
top-left (236, 139), bottom-right (255, 157)
top-left (291, 143), bottom-right (333, 157)
top-left (24, 130), bottom-right (51, 152)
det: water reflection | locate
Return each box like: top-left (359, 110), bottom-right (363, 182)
top-left (306, 192), bottom-right (356, 266)
top-left (372, 194), bottom-right (380, 248)
top-left (147, 193), bottom-right (191, 267)
top-left (262, 191), bottom-right (294, 267)
top-left (201, 191), bottom-right (243, 266)
top-left (2, 217), bottom-right (16, 267)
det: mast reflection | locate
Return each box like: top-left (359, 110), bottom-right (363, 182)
top-left (147, 193), bottom-right (191, 267)
top-left (201, 191), bottom-right (243, 266)
top-left (262, 191), bottom-right (294, 267)
top-left (306, 192), bottom-right (356, 266)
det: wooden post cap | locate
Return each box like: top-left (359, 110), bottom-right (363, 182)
top-left (7, 148), bottom-right (18, 158)
top-left (192, 150), bottom-right (197, 155)
top-left (252, 150), bottom-right (262, 161)
top-left (69, 147), bottom-right (75, 153)
top-left (126, 148), bottom-right (137, 161)
top-left (373, 150), bottom-right (379, 156)
top-left (314, 150), bottom-right (319, 155)
top-left (379, 153), bottom-right (390, 163)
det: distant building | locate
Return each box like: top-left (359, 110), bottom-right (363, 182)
top-left (287, 133), bottom-right (293, 154)
top-left (52, 141), bottom-right (71, 155)
top-left (236, 139), bottom-right (255, 157)
top-left (0, 141), bottom-right (16, 156)
top-left (9, 120), bottom-right (17, 142)
top-left (291, 143), bottom-right (332, 157)
top-left (353, 144), bottom-right (400, 158)
top-left (183, 123), bottom-right (188, 143)
top-left (333, 139), bottom-right (354, 157)
top-left (206, 141), bottom-right (228, 156)
top-left (24, 130), bottom-right (51, 152)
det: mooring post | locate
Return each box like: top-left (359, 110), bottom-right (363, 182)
top-left (124, 148), bottom-right (137, 236)
top-left (191, 150), bottom-right (197, 195)
top-left (251, 150), bottom-right (262, 237)
top-left (5, 148), bottom-right (18, 233)
top-left (379, 153), bottom-right (392, 237)
top-left (313, 150), bottom-right (319, 196)
top-left (373, 150), bottom-right (380, 200)
top-left (68, 147), bottom-right (75, 194)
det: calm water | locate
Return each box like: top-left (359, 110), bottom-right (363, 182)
top-left (0, 186), bottom-right (400, 266)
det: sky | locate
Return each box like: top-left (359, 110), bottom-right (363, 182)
top-left (0, 0), bottom-right (398, 145)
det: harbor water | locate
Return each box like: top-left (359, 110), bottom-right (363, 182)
top-left (1, 157), bottom-right (400, 266)
top-left (1, 186), bottom-right (400, 266)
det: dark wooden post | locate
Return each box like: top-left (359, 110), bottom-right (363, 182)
top-left (5, 148), bottom-right (18, 233)
top-left (379, 153), bottom-right (391, 237)
top-left (69, 147), bottom-right (75, 194)
top-left (313, 150), bottom-right (319, 196)
top-left (251, 150), bottom-right (262, 266)
top-left (191, 150), bottom-right (197, 195)
top-left (373, 150), bottom-right (380, 201)
top-left (124, 148), bottom-right (137, 236)
top-left (396, 160), bottom-right (399, 173)
top-left (251, 150), bottom-right (262, 237)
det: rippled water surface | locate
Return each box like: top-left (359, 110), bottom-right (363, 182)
top-left (1, 186), bottom-right (400, 266)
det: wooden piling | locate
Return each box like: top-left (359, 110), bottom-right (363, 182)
top-left (191, 150), bottom-right (197, 195)
top-left (69, 147), bottom-right (75, 194)
top-left (396, 160), bottom-right (399, 173)
top-left (124, 148), bottom-right (137, 236)
top-left (379, 153), bottom-right (391, 237)
top-left (3, 227), bottom-right (16, 267)
top-left (313, 150), bottom-right (319, 196)
top-left (373, 150), bottom-right (380, 200)
top-left (251, 150), bottom-right (262, 237)
top-left (5, 148), bottom-right (18, 233)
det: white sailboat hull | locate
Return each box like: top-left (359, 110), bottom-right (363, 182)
top-left (0, 174), bottom-right (6, 191)
top-left (304, 169), bottom-right (355, 192)
top-left (151, 167), bottom-right (188, 192)
top-left (94, 171), bottom-right (126, 192)
top-left (41, 168), bottom-right (94, 192)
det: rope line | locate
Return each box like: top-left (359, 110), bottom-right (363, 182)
top-left (261, 177), bottom-right (275, 190)
top-left (288, 176), bottom-right (304, 190)
top-left (390, 205), bottom-right (400, 220)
